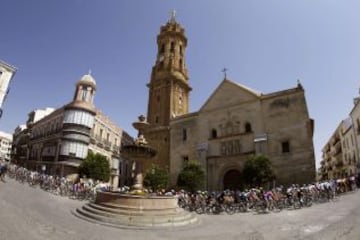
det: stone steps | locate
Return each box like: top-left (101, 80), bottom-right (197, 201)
top-left (74, 202), bottom-right (198, 229)
top-left (88, 202), bottom-right (183, 216)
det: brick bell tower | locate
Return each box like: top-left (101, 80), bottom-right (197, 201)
top-left (145, 11), bottom-right (192, 169)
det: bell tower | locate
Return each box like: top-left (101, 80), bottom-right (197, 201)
top-left (145, 12), bottom-right (191, 168)
top-left (147, 11), bottom-right (191, 126)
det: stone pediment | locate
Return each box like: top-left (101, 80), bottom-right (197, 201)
top-left (200, 79), bottom-right (261, 112)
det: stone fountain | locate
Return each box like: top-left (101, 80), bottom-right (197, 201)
top-left (121, 114), bottom-right (156, 193)
top-left (74, 115), bottom-right (197, 229)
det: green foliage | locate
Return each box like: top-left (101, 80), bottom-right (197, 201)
top-left (143, 164), bottom-right (169, 191)
top-left (242, 154), bottom-right (275, 187)
top-left (78, 151), bottom-right (110, 182)
top-left (177, 161), bottom-right (205, 192)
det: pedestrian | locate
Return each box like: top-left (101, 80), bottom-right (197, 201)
top-left (0, 161), bottom-right (7, 182)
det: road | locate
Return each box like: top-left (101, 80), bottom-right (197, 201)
top-left (1, 178), bottom-right (360, 240)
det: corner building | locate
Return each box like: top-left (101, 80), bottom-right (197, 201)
top-left (145, 16), bottom-right (316, 190)
top-left (12, 74), bottom-right (134, 188)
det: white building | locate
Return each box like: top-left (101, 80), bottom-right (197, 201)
top-left (0, 131), bottom-right (13, 161)
top-left (0, 60), bottom-right (17, 118)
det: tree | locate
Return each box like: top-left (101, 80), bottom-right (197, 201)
top-left (177, 161), bottom-right (205, 192)
top-left (143, 164), bottom-right (169, 191)
top-left (78, 151), bottom-right (110, 182)
top-left (242, 154), bottom-right (275, 187)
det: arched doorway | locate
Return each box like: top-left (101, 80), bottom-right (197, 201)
top-left (223, 169), bottom-right (242, 190)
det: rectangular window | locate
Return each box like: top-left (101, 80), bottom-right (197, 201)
top-left (182, 128), bottom-right (187, 141)
top-left (119, 161), bottom-right (122, 175)
top-left (182, 156), bottom-right (189, 165)
top-left (99, 129), bottom-right (103, 138)
top-left (82, 89), bottom-right (88, 101)
top-left (282, 141), bottom-right (290, 153)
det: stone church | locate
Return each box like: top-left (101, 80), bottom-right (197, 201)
top-left (144, 14), bottom-right (316, 190)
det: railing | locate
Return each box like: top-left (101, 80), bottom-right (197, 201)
top-left (104, 140), bottom-right (112, 150)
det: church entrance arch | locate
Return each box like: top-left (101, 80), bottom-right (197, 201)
top-left (223, 169), bottom-right (242, 190)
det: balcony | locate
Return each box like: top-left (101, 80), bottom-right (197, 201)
top-left (330, 143), bottom-right (342, 156)
top-left (330, 133), bottom-right (340, 145)
top-left (104, 140), bottom-right (112, 151)
top-left (334, 141), bottom-right (342, 155)
top-left (324, 144), bottom-right (330, 152)
top-left (95, 135), bottom-right (102, 142)
top-left (112, 146), bottom-right (120, 156)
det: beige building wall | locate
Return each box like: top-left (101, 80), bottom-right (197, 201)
top-left (340, 118), bottom-right (357, 176)
top-left (321, 123), bottom-right (342, 180)
top-left (261, 86), bottom-right (315, 184)
top-left (321, 103), bottom-right (360, 180)
top-left (350, 97), bottom-right (360, 173)
top-left (89, 110), bottom-right (123, 188)
top-left (321, 143), bottom-right (332, 180)
top-left (169, 113), bottom-right (199, 186)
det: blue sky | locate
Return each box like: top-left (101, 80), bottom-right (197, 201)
top-left (1, 0), bottom-right (360, 169)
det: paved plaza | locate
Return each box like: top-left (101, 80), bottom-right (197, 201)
top-left (1, 179), bottom-right (360, 240)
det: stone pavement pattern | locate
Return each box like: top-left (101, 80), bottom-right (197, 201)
top-left (1, 179), bottom-right (360, 240)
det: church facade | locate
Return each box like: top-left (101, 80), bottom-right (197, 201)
top-left (169, 80), bottom-right (316, 190)
top-left (145, 15), bottom-right (316, 190)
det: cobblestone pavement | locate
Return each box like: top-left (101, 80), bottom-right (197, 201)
top-left (1, 178), bottom-right (360, 240)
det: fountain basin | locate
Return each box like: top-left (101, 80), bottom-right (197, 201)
top-left (74, 191), bottom-right (197, 229)
top-left (95, 191), bottom-right (179, 214)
